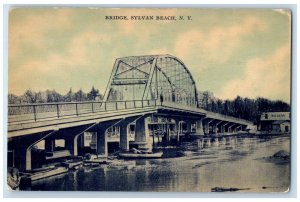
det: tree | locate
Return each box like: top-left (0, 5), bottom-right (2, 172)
top-left (35, 91), bottom-right (46, 103)
top-left (87, 86), bottom-right (99, 101)
top-left (46, 90), bottom-right (63, 102)
top-left (8, 93), bottom-right (20, 104)
top-left (65, 88), bottom-right (75, 102)
top-left (74, 89), bottom-right (87, 101)
top-left (23, 89), bottom-right (36, 103)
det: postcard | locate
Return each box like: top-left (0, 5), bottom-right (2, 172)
top-left (7, 7), bottom-right (291, 192)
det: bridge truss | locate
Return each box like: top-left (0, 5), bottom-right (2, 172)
top-left (103, 55), bottom-right (198, 107)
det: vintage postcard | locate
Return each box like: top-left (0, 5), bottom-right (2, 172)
top-left (7, 7), bottom-right (291, 192)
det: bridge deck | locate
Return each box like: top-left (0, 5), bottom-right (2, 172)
top-left (8, 100), bottom-right (252, 137)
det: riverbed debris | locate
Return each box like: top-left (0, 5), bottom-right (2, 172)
top-left (29, 166), bottom-right (68, 181)
top-left (272, 150), bottom-right (290, 160)
top-left (261, 150), bottom-right (290, 164)
top-left (211, 187), bottom-right (251, 192)
top-left (61, 160), bottom-right (83, 170)
top-left (262, 186), bottom-right (285, 190)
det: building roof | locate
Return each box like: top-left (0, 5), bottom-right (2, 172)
top-left (272, 120), bottom-right (290, 125)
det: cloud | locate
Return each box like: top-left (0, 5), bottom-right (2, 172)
top-left (216, 43), bottom-right (291, 103)
top-left (174, 17), bottom-right (268, 64)
top-left (9, 9), bottom-right (74, 59)
top-left (9, 31), bottom-right (113, 95)
top-left (8, 8), bottom-right (290, 102)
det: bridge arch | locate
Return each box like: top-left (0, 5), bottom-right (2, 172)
top-left (103, 55), bottom-right (199, 107)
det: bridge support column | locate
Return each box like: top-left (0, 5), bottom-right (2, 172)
top-left (65, 136), bottom-right (75, 155)
top-left (12, 145), bottom-right (33, 172)
top-left (69, 124), bottom-right (100, 156)
top-left (241, 125), bottom-right (247, 131)
top-left (165, 123), bottom-right (171, 143)
top-left (73, 133), bottom-right (84, 156)
top-left (119, 124), bottom-right (130, 151)
top-left (134, 117), bottom-right (152, 151)
top-left (24, 148), bottom-right (32, 171)
top-left (119, 117), bottom-right (140, 151)
top-left (14, 130), bottom-right (58, 171)
top-left (204, 120), bottom-right (212, 135)
top-left (45, 138), bottom-right (55, 152)
top-left (227, 124), bottom-right (235, 134)
top-left (196, 118), bottom-right (204, 136)
top-left (211, 121), bottom-right (220, 135)
top-left (220, 125), bottom-right (225, 134)
top-left (185, 120), bottom-right (193, 134)
top-left (97, 125), bottom-right (108, 156)
top-left (221, 123), bottom-right (229, 134)
top-left (216, 121), bottom-right (223, 135)
top-left (212, 125), bottom-right (217, 134)
top-left (178, 121), bottom-right (183, 134)
top-left (96, 121), bottom-right (119, 156)
top-left (175, 119), bottom-right (182, 143)
top-left (13, 146), bottom-right (31, 172)
top-left (234, 125), bottom-right (242, 133)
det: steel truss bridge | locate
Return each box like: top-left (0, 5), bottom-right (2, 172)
top-left (7, 55), bottom-right (253, 171)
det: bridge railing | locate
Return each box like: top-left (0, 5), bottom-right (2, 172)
top-left (160, 101), bottom-right (207, 114)
top-left (205, 111), bottom-right (252, 125)
top-left (8, 99), bottom-right (251, 125)
top-left (161, 101), bottom-right (251, 125)
top-left (8, 99), bottom-right (158, 123)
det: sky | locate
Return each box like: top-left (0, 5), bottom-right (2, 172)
top-left (8, 8), bottom-right (291, 103)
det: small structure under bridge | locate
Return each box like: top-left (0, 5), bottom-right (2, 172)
top-left (7, 55), bottom-right (253, 171)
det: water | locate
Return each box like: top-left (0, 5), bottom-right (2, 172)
top-left (24, 135), bottom-right (290, 192)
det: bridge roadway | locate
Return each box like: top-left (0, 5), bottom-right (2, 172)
top-left (7, 99), bottom-right (253, 171)
top-left (8, 100), bottom-right (252, 137)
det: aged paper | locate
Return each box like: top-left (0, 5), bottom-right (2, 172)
top-left (7, 8), bottom-right (291, 192)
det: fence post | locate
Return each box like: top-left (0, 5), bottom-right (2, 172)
top-left (33, 105), bottom-right (37, 122)
top-left (92, 103), bottom-right (94, 113)
top-left (142, 100), bottom-right (144, 108)
top-left (148, 100), bottom-right (150, 106)
top-left (56, 104), bottom-right (60, 118)
top-left (104, 102), bottom-right (107, 111)
top-left (133, 100), bottom-right (136, 108)
top-left (125, 101), bottom-right (127, 109)
top-left (116, 102), bottom-right (118, 110)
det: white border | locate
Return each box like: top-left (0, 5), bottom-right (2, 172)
top-left (1, 1), bottom-right (299, 200)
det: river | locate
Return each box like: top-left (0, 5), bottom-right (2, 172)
top-left (24, 135), bottom-right (290, 192)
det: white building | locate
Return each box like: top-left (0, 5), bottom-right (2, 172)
top-left (258, 112), bottom-right (290, 133)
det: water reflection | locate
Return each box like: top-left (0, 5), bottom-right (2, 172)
top-left (28, 135), bottom-right (290, 192)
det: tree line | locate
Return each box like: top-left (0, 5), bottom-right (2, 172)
top-left (8, 88), bottom-right (290, 123)
top-left (198, 91), bottom-right (290, 123)
top-left (8, 87), bottom-right (103, 104)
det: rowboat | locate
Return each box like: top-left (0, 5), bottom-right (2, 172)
top-left (119, 151), bottom-right (163, 159)
top-left (30, 167), bottom-right (68, 181)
